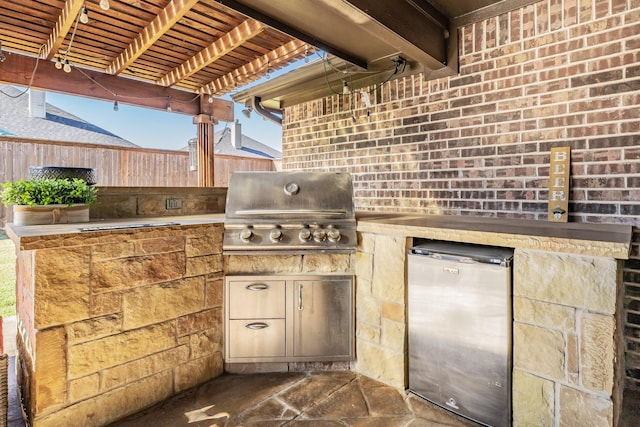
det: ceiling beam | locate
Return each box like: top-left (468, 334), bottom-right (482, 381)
top-left (202, 39), bottom-right (307, 96)
top-left (405, 0), bottom-right (449, 30)
top-left (106, 0), bottom-right (200, 75)
top-left (45, 0), bottom-right (85, 60)
top-left (341, 0), bottom-right (448, 66)
top-left (215, 0), bottom-right (368, 69)
top-left (0, 52), bottom-right (204, 115)
top-left (157, 19), bottom-right (266, 87)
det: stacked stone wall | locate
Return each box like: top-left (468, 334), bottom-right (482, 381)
top-left (15, 223), bottom-right (225, 427)
top-left (513, 249), bottom-right (621, 425)
top-left (354, 233), bottom-right (409, 388)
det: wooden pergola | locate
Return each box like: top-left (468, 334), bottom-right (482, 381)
top-left (0, 0), bottom-right (314, 186)
top-left (0, 0), bottom-right (520, 185)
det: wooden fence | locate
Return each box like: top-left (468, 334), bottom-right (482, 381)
top-left (0, 137), bottom-right (276, 225)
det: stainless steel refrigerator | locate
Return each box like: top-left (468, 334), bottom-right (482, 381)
top-left (408, 241), bottom-right (513, 427)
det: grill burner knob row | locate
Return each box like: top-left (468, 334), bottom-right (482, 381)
top-left (239, 228), bottom-right (253, 242)
top-left (269, 228), bottom-right (283, 242)
top-left (299, 228), bottom-right (312, 242)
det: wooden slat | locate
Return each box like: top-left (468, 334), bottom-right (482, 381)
top-left (106, 0), bottom-right (201, 75)
top-left (45, 0), bottom-right (85, 60)
top-left (204, 39), bottom-right (307, 95)
top-left (158, 19), bottom-right (265, 87)
top-left (0, 0), bottom-right (309, 104)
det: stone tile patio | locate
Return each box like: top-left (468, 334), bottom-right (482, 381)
top-left (107, 371), bottom-right (477, 427)
top-left (4, 363), bottom-right (640, 426)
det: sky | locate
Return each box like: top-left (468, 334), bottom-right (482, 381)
top-left (45, 63), bottom-right (302, 152)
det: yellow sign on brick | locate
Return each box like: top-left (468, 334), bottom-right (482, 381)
top-left (548, 147), bottom-right (571, 222)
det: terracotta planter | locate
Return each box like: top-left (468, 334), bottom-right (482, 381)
top-left (13, 204), bottom-right (90, 226)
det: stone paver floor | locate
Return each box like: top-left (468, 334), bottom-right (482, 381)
top-left (5, 365), bottom-right (640, 426)
top-left (108, 371), bottom-right (478, 427)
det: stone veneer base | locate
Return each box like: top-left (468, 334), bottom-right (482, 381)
top-left (7, 213), bottom-right (631, 427)
top-left (9, 221), bottom-right (226, 427)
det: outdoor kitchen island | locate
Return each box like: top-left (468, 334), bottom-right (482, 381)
top-left (6, 212), bottom-right (633, 427)
top-left (355, 213), bottom-right (632, 427)
top-left (7, 214), bottom-right (227, 427)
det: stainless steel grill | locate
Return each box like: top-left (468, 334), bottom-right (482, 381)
top-left (223, 171), bottom-right (357, 254)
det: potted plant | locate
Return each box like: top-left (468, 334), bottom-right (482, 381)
top-left (1, 178), bottom-right (98, 225)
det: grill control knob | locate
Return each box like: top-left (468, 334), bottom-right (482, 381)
top-left (313, 229), bottom-right (326, 242)
top-left (299, 228), bottom-right (312, 242)
top-left (269, 228), bottom-right (283, 242)
top-left (239, 228), bottom-right (253, 242)
top-left (327, 228), bottom-right (341, 242)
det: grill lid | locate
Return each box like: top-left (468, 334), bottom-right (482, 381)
top-left (225, 171), bottom-right (355, 223)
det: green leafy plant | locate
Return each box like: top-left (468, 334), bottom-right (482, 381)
top-left (0, 178), bottom-right (98, 207)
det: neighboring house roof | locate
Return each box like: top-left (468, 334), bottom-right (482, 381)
top-left (0, 85), bottom-right (138, 148)
top-left (185, 121), bottom-right (281, 159)
top-left (214, 127), bottom-right (281, 159)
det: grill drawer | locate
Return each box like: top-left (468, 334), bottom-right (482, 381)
top-left (228, 319), bottom-right (286, 358)
top-left (228, 280), bottom-right (286, 319)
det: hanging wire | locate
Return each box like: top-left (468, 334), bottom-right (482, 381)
top-left (215, 123), bottom-right (230, 145)
top-left (0, 44), bottom-right (47, 98)
top-left (58, 9), bottom-right (83, 62)
top-left (73, 66), bottom-right (200, 103)
top-left (317, 52), bottom-right (407, 122)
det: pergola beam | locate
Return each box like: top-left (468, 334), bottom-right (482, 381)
top-left (106, 0), bottom-right (200, 75)
top-left (158, 19), bottom-right (265, 88)
top-left (45, 0), bottom-right (85, 60)
top-left (203, 39), bottom-right (306, 95)
top-left (0, 52), bottom-right (235, 118)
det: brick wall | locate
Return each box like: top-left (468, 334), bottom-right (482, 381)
top-left (282, 0), bottom-right (639, 224)
top-left (625, 227), bottom-right (640, 389)
top-left (280, 0), bottom-right (640, 391)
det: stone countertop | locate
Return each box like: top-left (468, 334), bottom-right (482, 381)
top-left (356, 212), bottom-right (633, 259)
top-left (5, 211), bottom-right (633, 259)
top-left (6, 214), bottom-right (225, 250)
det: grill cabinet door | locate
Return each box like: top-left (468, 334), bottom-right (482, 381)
top-left (292, 278), bottom-right (353, 358)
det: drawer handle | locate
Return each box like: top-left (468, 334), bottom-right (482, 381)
top-left (245, 322), bottom-right (269, 330)
top-left (245, 283), bottom-right (269, 291)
